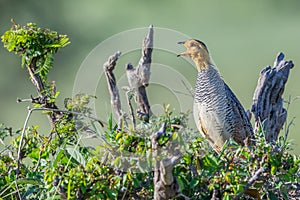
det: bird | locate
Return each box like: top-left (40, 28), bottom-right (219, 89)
top-left (177, 39), bottom-right (254, 152)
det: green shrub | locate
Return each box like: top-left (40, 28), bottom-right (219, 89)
top-left (0, 21), bottom-right (299, 200)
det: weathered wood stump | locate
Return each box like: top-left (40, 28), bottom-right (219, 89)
top-left (251, 52), bottom-right (294, 142)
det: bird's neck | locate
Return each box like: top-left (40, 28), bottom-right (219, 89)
top-left (194, 63), bottom-right (225, 103)
top-left (192, 52), bottom-right (214, 71)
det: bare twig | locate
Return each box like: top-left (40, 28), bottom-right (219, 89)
top-left (123, 87), bottom-right (136, 130)
top-left (16, 107), bottom-right (34, 177)
top-left (211, 188), bottom-right (221, 200)
top-left (0, 181), bottom-right (23, 200)
top-left (281, 117), bottom-right (295, 153)
top-left (25, 107), bottom-right (104, 126)
top-left (181, 79), bottom-right (194, 97)
top-left (234, 167), bottom-right (266, 200)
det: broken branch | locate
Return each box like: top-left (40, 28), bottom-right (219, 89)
top-left (126, 25), bottom-right (154, 120)
top-left (103, 51), bottom-right (124, 129)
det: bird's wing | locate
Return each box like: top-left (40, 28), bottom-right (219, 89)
top-left (224, 83), bottom-right (254, 145)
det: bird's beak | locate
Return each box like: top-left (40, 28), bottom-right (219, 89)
top-left (177, 41), bottom-right (189, 57)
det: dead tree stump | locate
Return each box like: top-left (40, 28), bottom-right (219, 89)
top-left (103, 25), bottom-right (153, 130)
top-left (126, 25), bottom-right (153, 121)
top-left (251, 52), bottom-right (294, 142)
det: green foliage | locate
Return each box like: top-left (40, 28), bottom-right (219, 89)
top-left (174, 132), bottom-right (300, 199)
top-left (1, 20), bottom-right (70, 82)
top-left (0, 22), bottom-right (299, 200)
top-left (1, 107), bottom-right (299, 199)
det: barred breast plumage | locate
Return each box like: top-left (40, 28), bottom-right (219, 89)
top-left (178, 39), bottom-right (253, 152)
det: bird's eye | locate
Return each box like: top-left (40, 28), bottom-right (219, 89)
top-left (189, 43), bottom-right (195, 47)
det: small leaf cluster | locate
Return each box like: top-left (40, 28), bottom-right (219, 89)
top-left (1, 21), bottom-right (70, 81)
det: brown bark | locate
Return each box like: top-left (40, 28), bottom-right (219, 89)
top-left (26, 57), bottom-right (61, 128)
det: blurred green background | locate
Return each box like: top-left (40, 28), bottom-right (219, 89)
top-left (0, 0), bottom-right (299, 153)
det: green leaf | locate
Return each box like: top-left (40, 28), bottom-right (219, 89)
top-left (27, 148), bottom-right (40, 160)
top-left (35, 53), bottom-right (53, 81)
top-left (107, 189), bottom-right (117, 199)
top-left (177, 175), bottom-right (188, 190)
top-left (1, 22), bottom-right (70, 75)
top-left (66, 147), bottom-right (86, 166)
top-left (202, 154), bottom-right (218, 169)
top-left (223, 193), bottom-right (231, 200)
top-left (16, 178), bottom-right (43, 185)
top-left (122, 173), bottom-right (128, 186)
top-left (52, 149), bottom-right (64, 168)
top-left (269, 191), bottom-right (278, 200)
top-left (114, 157), bottom-right (121, 168)
top-left (183, 154), bottom-right (191, 165)
top-left (132, 177), bottom-right (140, 188)
top-left (115, 132), bottom-right (122, 140)
top-left (171, 131), bottom-right (178, 140)
top-left (67, 179), bottom-right (72, 199)
top-left (108, 114), bottom-right (113, 131)
top-left (271, 165), bottom-right (277, 175)
top-left (189, 178), bottom-right (199, 189)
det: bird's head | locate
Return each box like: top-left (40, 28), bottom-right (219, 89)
top-left (177, 39), bottom-right (212, 71)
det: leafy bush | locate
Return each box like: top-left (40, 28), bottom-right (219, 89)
top-left (2, 20), bottom-right (69, 82)
top-left (0, 22), bottom-right (299, 200)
